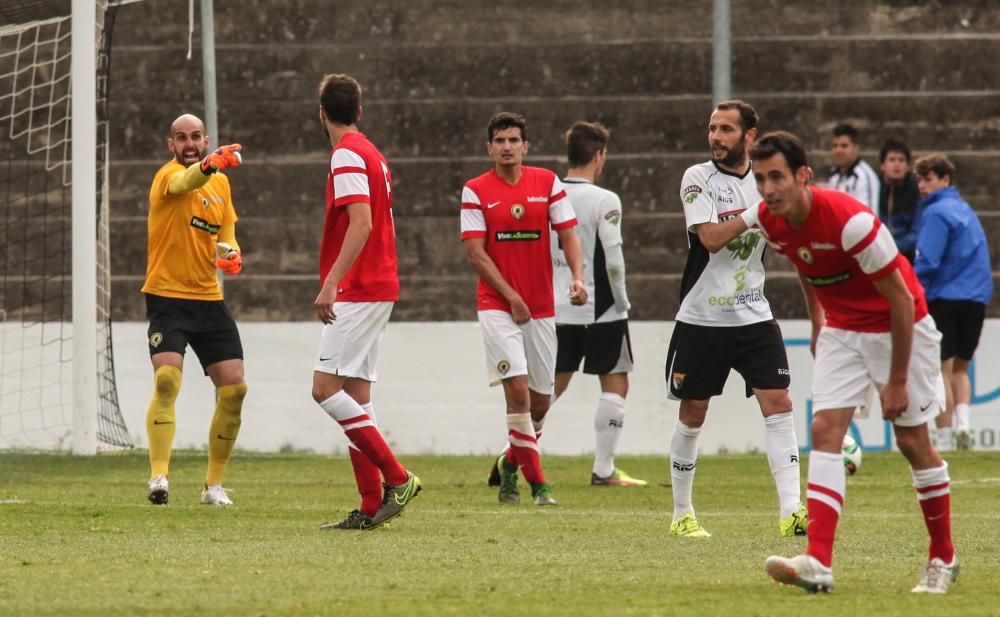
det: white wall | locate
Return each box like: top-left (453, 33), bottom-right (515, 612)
top-left (109, 320), bottom-right (1000, 455)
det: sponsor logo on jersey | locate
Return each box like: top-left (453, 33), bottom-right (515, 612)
top-left (672, 372), bottom-right (685, 390)
top-left (707, 289), bottom-right (765, 306)
top-left (526, 196), bottom-right (548, 203)
top-left (810, 242), bottom-right (837, 250)
top-left (149, 332), bottom-right (163, 348)
top-left (510, 203), bottom-right (526, 219)
top-left (805, 271), bottom-right (852, 286)
top-left (797, 247), bottom-right (814, 263)
top-left (497, 360), bottom-right (511, 375)
top-left (604, 209), bottom-right (621, 225)
top-left (682, 185), bottom-right (702, 204)
top-left (716, 184), bottom-right (735, 205)
top-left (495, 230), bottom-right (540, 242)
top-left (190, 216), bottom-right (220, 234)
top-left (486, 200), bottom-right (501, 209)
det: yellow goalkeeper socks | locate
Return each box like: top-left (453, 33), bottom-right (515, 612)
top-left (206, 383), bottom-right (247, 486)
top-left (146, 365), bottom-right (181, 478)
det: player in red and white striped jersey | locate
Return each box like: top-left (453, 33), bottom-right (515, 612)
top-left (749, 132), bottom-right (956, 595)
top-left (312, 74), bottom-right (419, 531)
top-left (461, 112), bottom-right (587, 506)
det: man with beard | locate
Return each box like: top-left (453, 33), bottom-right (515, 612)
top-left (142, 114), bottom-right (246, 506)
top-left (665, 100), bottom-right (805, 538)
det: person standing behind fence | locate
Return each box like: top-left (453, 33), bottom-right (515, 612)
top-left (878, 138), bottom-right (922, 263)
top-left (914, 153), bottom-right (993, 451)
top-left (828, 123), bottom-right (879, 209)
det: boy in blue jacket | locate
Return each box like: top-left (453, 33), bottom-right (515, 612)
top-left (915, 154), bottom-right (993, 450)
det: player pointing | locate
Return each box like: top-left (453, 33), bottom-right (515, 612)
top-left (142, 113), bottom-right (246, 506)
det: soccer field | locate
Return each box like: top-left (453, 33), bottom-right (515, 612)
top-left (1, 451), bottom-right (998, 616)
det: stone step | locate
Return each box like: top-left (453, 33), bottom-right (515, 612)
top-left (99, 210), bottom-right (1000, 280)
top-left (108, 154), bottom-right (1000, 223)
top-left (107, 37), bottom-right (998, 105)
top-left (110, 0), bottom-right (1000, 48)
top-left (107, 93), bottom-right (1000, 161)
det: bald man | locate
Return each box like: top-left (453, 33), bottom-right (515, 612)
top-left (142, 114), bottom-right (246, 506)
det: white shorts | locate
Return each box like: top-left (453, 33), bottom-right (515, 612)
top-left (477, 310), bottom-right (556, 395)
top-left (314, 301), bottom-right (393, 381)
top-left (812, 315), bottom-right (944, 427)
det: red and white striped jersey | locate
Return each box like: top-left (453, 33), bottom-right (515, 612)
top-left (320, 131), bottom-right (399, 302)
top-left (755, 186), bottom-right (927, 332)
top-left (460, 166), bottom-right (577, 318)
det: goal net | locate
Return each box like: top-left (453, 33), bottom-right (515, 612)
top-left (0, 1), bottom-right (131, 449)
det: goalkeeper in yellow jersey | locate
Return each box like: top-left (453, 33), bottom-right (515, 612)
top-left (142, 113), bottom-right (246, 506)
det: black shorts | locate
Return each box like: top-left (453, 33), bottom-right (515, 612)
top-left (145, 293), bottom-right (244, 372)
top-left (929, 299), bottom-right (986, 361)
top-left (556, 320), bottom-right (633, 375)
top-left (665, 319), bottom-right (790, 400)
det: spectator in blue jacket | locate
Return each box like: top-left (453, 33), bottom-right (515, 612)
top-left (878, 138), bottom-right (921, 263)
top-left (915, 154), bottom-right (993, 451)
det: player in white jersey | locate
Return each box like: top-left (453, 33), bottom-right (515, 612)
top-left (665, 100), bottom-right (805, 538)
top-left (551, 122), bottom-right (646, 487)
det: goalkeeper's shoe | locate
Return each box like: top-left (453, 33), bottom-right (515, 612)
top-left (531, 482), bottom-right (558, 506)
top-left (201, 484), bottom-right (234, 506)
top-left (371, 471), bottom-right (421, 526)
top-left (669, 513), bottom-right (711, 538)
top-left (591, 468), bottom-right (648, 486)
top-left (779, 503), bottom-right (808, 537)
top-left (912, 556), bottom-right (960, 594)
top-left (765, 554), bottom-right (834, 593)
top-left (199, 144), bottom-right (242, 174)
top-left (147, 475), bottom-right (169, 506)
top-left (498, 455), bottom-right (520, 504)
top-left (320, 509), bottom-right (379, 531)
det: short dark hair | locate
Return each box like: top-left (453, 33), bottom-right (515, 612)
top-left (565, 121), bottom-right (610, 168)
top-left (879, 138), bottom-right (912, 164)
top-left (319, 73), bottom-right (361, 125)
top-left (714, 99), bottom-right (758, 132)
top-left (914, 154), bottom-right (955, 184)
top-left (750, 131), bottom-right (809, 173)
top-left (832, 123), bottom-right (859, 143)
top-left (488, 112), bottom-right (527, 142)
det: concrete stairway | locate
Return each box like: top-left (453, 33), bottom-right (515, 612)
top-left (107, 0), bottom-right (1000, 320)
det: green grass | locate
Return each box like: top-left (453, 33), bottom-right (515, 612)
top-left (1, 451), bottom-right (999, 616)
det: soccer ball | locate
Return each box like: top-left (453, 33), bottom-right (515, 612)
top-left (842, 434), bottom-right (863, 475)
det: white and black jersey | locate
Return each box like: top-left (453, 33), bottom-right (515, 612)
top-left (676, 161), bottom-right (772, 327)
top-left (552, 178), bottom-right (628, 325)
top-left (827, 159), bottom-right (880, 210)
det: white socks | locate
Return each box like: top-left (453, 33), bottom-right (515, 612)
top-left (937, 426), bottom-right (954, 452)
top-left (670, 421), bottom-right (701, 520)
top-left (954, 403), bottom-right (971, 432)
top-left (593, 393), bottom-right (625, 478)
top-left (764, 411), bottom-right (802, 519)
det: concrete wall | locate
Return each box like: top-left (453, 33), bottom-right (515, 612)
top-left (100, 0), bottom-right (1000, 322)
top-left (104, 320), bottom-right (1000, 456)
